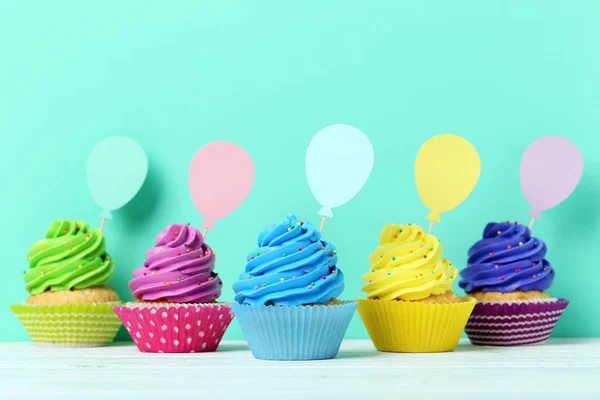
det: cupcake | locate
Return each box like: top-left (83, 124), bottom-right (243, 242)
top-left (231, 214), bottom-right (357, 360)
top-left (10, 220), bottom-right (122, 347)
top-left (459, 221), bottom-right (569, 346)
top-left (113, 223), bottom-right (233, 353)
top-left (357, 223), bottom-right (476, 353)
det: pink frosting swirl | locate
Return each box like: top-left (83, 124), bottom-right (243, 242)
top-left (129, 224), bottom-right (222, 303)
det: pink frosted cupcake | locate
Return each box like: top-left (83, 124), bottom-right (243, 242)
top-left (114, 223), bottom-right (233, 353)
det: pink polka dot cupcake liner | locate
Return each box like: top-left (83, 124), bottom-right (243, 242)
top-left (114, 303), bottom-right (234, 353)
top-left (465, 298), bottom-right (569, 346)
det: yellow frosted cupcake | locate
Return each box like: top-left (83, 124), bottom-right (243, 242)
top-left (357, 223), bottom-right (476, 353)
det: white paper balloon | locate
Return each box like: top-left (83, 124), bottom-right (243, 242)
top-left (306, 124), bottom-right (374, 217)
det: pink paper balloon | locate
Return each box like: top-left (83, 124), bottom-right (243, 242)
top-left (520, 135), bottom-right (583, 219)
top-left (189, 142), bottom-right (255, 229)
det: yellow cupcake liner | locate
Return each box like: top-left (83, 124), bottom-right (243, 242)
top-left (357, 297), bottom-right (476, 353)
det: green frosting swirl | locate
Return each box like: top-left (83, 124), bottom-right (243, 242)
top-left (25, 220), bottom-right (114, 295)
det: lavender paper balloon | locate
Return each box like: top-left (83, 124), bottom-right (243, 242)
top-left (520, 136), bottom-right (583, 219)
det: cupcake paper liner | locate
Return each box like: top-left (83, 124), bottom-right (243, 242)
top-left (357, 297), bottom-right (476, 353)
top-left (231, 301), bottom-right (357, 361)
top-left (113, 303), bottom-right (234, 353)
top-left (465, 298), bottom-right (569, 346)
top-left (10, 302), bottom-right (122, 347)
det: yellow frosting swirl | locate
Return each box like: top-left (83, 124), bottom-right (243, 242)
top-left (361, 223), bottom-right (458, 301)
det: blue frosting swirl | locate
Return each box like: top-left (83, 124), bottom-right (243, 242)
top-left (232, 214), bottom-right (345, 306)
top-left (459, 222), bottom-right (554, 293)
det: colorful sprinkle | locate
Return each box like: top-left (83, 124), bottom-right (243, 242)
top-left (208, 277), bottom-right (213, 281)
top-left (519, 242), bottom-right (523, 246)
top-left (371, 269), bottom-right (375, 272)
top-left (392, 257), bottom-right (396, 261)
top-left (322, 246), bottom-right (326, 250)
top-left (533, 275), bottom-right (537, 279)
top-left (369, 280), bottom-right (372, 283)
top-left (254, 286), bottom-right (258, 290)
top-left (78, 265), bottom-right (82, 269)
top-left (280, 277), bottom-right (285, 282)
top-left (494, 265), bottom-right (499, 269)
top-left (177, 252), bottom-right (181, 256)
top-left (174, 231), bottom-right (179, 236)
top-left (292, 276), bottom-right (296, 279)
top-left (213, 252), bottom-right (216, 256)
top-left (247, 276), bottom-right (251, 280)
top-left (283, 253), bottom-right (287, 257)
top-left (333, 250), bottom-right (337, 254)
top-left (417, 232), bottom-right (421, 235)
top-left (299, 222), bottom-right (303, 225)
top-left (543, 267), bottom-right (547, 271)
top-left (423, 255), bottom-right (427, 258)
top-left (507, 245), bottom-right (512, 249)
top-left (387, 272), bottom-right (391, 276)
top-left (307, 270), bottom-right (311, 273)
top-left (186, 249), bottom-right (191, 253)
top-left (167, 282), bottom-right (172, 286)
top-left (251, 256), bottom-right (254, 260)
top-left (256, 252), bottom-right (260, 256)
top-left (489, 252), bottom-right (493, 256)
top-left (322, 276), bottom-right (326, 279)
top-left (515, 268), bottom-right (521, 273)
top-left (308, 285), bottom-right (312, 289)
top-left (302, 229), bottom-right (307, 233)
top-left (497, 231), bottom-right (502, 235)
top-left (287, 228), bottom-right (291, 231)
top-left (152, 272), bottom-right (155, 275)
top-left (298, 247), bottom-right (302, 251)
top-left (501, 276), bottom-right (505, 280)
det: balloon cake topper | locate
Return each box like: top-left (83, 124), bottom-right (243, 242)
top-left (189, 141), bottom-right (255, 238)
top-left (306, 124), bottom-right (374, 232)
top-left (415, 134), bottom-right (481, 234)
top-left (520, 135), bottom-right (583, 230)
top-left (87, 136), bottom-right (149, 231)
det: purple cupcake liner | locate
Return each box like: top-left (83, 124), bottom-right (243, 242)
top-left (465, 298), bottom-right (568, 346)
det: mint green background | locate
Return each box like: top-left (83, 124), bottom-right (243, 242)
top-left (1, 1), bottom-right (599, 341)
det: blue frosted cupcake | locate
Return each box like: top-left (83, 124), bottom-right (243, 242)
top-left (231, 214), bottom-right (356, 360)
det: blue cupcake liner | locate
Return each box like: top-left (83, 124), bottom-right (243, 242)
top-left (231, 301), bottom-right (357, 360)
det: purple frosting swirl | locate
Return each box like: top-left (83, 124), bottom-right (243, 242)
top-left (129, 224), bottom-right (222, 303)
top-left (459, 222), bottom-right (554, 293)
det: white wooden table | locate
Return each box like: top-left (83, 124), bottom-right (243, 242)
top-left (1, 339), bottom-right (599, 400)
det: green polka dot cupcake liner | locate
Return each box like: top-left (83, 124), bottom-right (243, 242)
top-left (10, 302), bottom-right (122, 347)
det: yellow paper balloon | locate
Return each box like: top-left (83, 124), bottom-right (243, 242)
top-left (415, 134), bottom-right (481, 223)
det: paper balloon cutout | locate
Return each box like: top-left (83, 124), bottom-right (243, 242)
top-left (520, 135), bottom-right (583, 219)
top-left (306, 124), bottom-right (374, 218)
top-left (415, 134), bottom-right (480, 223)
top-left (87, 137), bottom-right (148, 219)
top-left (189, 141), bottom-right (255, 230)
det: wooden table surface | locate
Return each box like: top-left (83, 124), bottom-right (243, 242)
top-left (1, 339), bottom-right (599, 400)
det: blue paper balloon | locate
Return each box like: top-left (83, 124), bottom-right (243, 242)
top-left (86, 137), bottom-right (148, 219)
top-left (306, 124), bottom-right (374, 217)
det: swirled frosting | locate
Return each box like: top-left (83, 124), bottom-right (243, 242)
top-left (459, 221), bottom-right (554, 293)
top-left (232, 214), bottom-right (344, 306)
top-left (129, 224), bottom-right (222, 303)
top-left (361, 224), bottom-right (457, 301)
top-left (25, 220), bottom-right (114, 295)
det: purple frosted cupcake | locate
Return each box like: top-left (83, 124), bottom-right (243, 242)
top-left (114, 223), bottom-right (233, 353)
top-left (459, 221), bottom-right (568, 346)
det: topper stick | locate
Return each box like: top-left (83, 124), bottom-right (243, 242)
top-left (529, 217), bottom-right (535, 231)
top-left (99, 218), bottom-right (106, 233)
top-left (427, 220), bottom-right (434, 235)
top-left (203, 228), bottom-right (208, 239)
top-left (319, 216), bottom-right (327, 233)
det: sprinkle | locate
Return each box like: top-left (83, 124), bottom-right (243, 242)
top-left (69, 248), bottom-right (73, 251)
top-left (307, 270), bottom-right (311, 273)
top-left (247, 276), bottom-right (251, 279)
top-left (442, 259), bottom-right (446, 263)
top-left (186, 249), bottom-right (191, 253)
top-left (423, 255), bottom-right (427, 258)
top-left (515, 268), bottom-right (522, 273)
top-left (287, 228), bottom-right (291, 231)
top-left (308, 285), bottom-right (312, 289)
top-left (409, 223), bottom-right (412, 226)
top-left (399, 229), bottom-right (403, 233)
top-left (208, 277), bottom-right (213, 281)
top-left (497, 231), bottom-right (502, 235)
top-left (291, 225), bottom-right (295, 229)
top-left (371, 269), bottom-right (375, 272)
top-left (537, 274), bottom-right (542, 278)
top-left (543, 267), bottom-right (547, 271)
top-left (392, 257), bottom-right (396, 261)
top-left (519, 242), bottom-right (523, 246)
top-left (506, 220), bottom-right (510, 223)
top-left (533, 275), bottom-right (537, 279)
top-left (302, 229), bottom-right (307, 233)
top-left (213, 252), bottom-right (216, 256)
top-left (501, 276), bottom-right (505, 280)
top-left (489, 252), bottom-right (493, 256)
top-left (298, 247), bottom-right (302, 251)
top-left (322, 246), bottom-right (325, 250)
top-left (331, 269), bottom-right (335, 274)
top-left (177, 252), bottom-right (181, 256)
top-left (28, 256), bottom-right (32, 260)
top-left (429, 248), bottom-right (433, 251)
top-left (299, 222), bottom-right (303, 225)
top-left (394, 235), bottom-right (398, 239)
top-left (292, 276), bottom-right (296, 279)
top-left (507, 245), bottom-right (512, 249)
top-left (494, 265), bottom-right (499, 269)
top-left (333, 250), bottom-right (337, 254)
top-left (417, 232), bottom-right (421, 235)
top-left (184, 242), bottom-right (187, 246)
top-left (254, 286), bottom-right (258, 290)
top-left (78, 265), bottom-right (82, 269)
top-left (330, 253), bottom-right (334, 257)
top-left (256, 252), bottom-right (260, 256)
top-left (431, 271), bottom-right (434, 274)
top-left (263, 251), bottom-right (266, 254)
top-left (143, 272), bottom-right (147, 276)
top-left (322, 276), bottom-right (326, 279)
top-left (311, 282), bottom-right (315, 286)
top-left (152, 272), bottom-right (155, 275)
top-left (251, 256), bottom-right (254, 260)
top-left (267, 282), bottom-right (271, 286)
top-left (42, 271), bottom-right (46, 275)
top-left (167, 282), bottom-right (172, 286)
top-left (369, 280), bottom-right (372, 283)
top-left (280, 277), bottom-right (285, 282)
top-left (262, 284), bottom-right (266, 287)
top-left (283, 253), bottom-right (287, 257)
top-left (387, 272), bottom-right (391, 276)
top-left (174, 231), bottom-right (179, 236)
